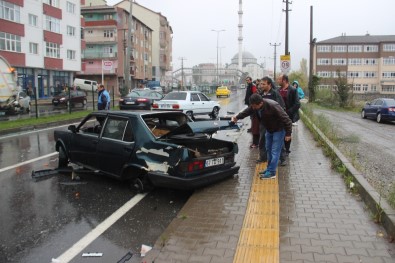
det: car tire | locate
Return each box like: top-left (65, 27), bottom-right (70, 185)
top-left (58, 146), bottom-right (68, 168)
top-left (210, 107), bottom-right (219, 119)
top-left (361, 110), bottom-right (366, 119)
top-left (376, 113), bottom-right (382, 123)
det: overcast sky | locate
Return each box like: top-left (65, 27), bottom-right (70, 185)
top-left (107, 0), bottom-right (395, 72)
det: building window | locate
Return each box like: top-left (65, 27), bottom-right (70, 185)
top-left (364, 45), bottom-right (378, 52)
top-left (67, 26), bottom-right (75, 36)
top-left (382, 72), bottom-right (395, 78)
top-left (104, 30), bottom-right (114, 38)
top-left (67, 50), bottom-right (76, 60)
top-left (364, 59), bottom-right (377, 65)
top-left (159, 31), bottom-right (166, 40)
top-left (43, 0), bottom-right (59, 8)
top-left (317, 71), bottom-right (331, 78)
top-left (348, 45), bottom-right (362, 52)
top-left (371, 85), bottom-right (377, 92)
top-left (353, 84), bottom-right (361, 91)
top-left (28, 14), bottom-right (38, 27)
top-left (347, 71), bottom-right (361, 78)
top-left (45, 42), bottom-right (60, 58)
top-left (317, 58), bottom-right (330, 65)
top-left (0, 0), bottom-right (20, 23)
top-left (103, 46), bottom-right (113, 55)
top-left (382, 85), bottom-right (395, 92)
top-left (66, 2), bottom-right (75, 14)
top-left (45, 15), bottom-right (60, 33)
top-left (0, 32), bottom-right (21, 52)
top-left (383, 44), bottom-right (395, 52)
top-left (87, 30), bottom-right (93, 34)
top-left (29, 42), bottom-right (38, 54)
top-left (364, 72), bottom-right (376, 78)
top-left (383, 57), bottom-right (395, 65)
top-left (317, 45), bottom-right (331, 53)
top-left (332, 45), bottom-right (346, 52)
top-left (103, 14), bottom-right (113, 20)
top-left (362, 84), bottom-right (369, 91)
top-left (333, 71), bottom-right (346, 78)
top-left (332, 58), bottom-right (346, 65)
top-left (348, 58), bottom-right (362, 65)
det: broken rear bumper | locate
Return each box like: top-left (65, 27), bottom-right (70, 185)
top-left (148, 166), bottom-right (240, 190)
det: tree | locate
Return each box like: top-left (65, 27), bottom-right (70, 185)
top-left (300, 58), bottom-right (308, 80)
top-left (333, 70), bottom-right (351, 107)
top-left (309, 75), bottom-right (320, 102)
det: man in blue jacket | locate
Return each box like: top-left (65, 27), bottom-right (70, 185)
top-left (97, 84), bottom-right (110, 110)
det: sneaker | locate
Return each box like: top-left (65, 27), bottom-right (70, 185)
top-left (260, 171), bottom-right (276, 180)
top-left (292, 122), bottom-right (298, 126)
top-left (258, 169), bottom-right (267, 175)
top-left (256, 158), bottom-right (267, 163)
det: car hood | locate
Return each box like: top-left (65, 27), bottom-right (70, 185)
top-left (160, 120), bottom-right (239, 138)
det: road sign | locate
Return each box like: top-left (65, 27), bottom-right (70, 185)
top-left (102, 61), bottom-right (113, 71)
top-left (280, 55), bottom-right (291, 74)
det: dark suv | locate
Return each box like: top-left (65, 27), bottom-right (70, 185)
top-left (52, 91), bottom-right (87, 107)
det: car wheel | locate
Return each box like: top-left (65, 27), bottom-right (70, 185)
top-left (58, 146), bottom-right (68, 168)
top-left (186, 111), bottom-right (194, 120)
top-left (376, 113), bottom-right (382, 123)
top-left (211, 106), bottom-right (219, 119)
top-left (361, 110), bottom-right (366, 119)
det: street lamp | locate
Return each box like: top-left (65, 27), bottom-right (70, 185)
top-left (211, 29), bottom-right (225, 86)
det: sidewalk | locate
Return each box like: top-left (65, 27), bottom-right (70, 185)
top-left (142, 121), bottom-right (395, 263)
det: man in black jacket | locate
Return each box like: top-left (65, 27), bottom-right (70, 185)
top-left (231, 94), bottom-right (292, 179)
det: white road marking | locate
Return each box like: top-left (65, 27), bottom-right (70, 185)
top-left (0, 152), bottom-right (58, 173)
top-left (53, 193), bottom-right (147, 263)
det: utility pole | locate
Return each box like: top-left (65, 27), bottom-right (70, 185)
top-left (211, 29), bottom-right (225, 87)
top-left (179, 57), bottom-right (187, 90)
top-left (283, 0), bottom-right (292, 55)
top-left (270, 43), bottom-right (281, 80)
top-left (309, 5), bottom-right (316, 102)
top-left (125, 0), bottom-right (133, 92)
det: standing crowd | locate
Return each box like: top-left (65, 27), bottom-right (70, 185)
top-left (231, 74), bottom-right (303, 179)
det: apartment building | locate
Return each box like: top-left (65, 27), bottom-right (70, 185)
top-left (116, 1), bottom-right (173, 86)
top-left (0, 0), bottom-right (82, 98)
top-left (314, 34), bottom-right (395, 95)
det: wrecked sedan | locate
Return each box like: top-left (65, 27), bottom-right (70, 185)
top-left (54, 111), bottom-right (240, 191)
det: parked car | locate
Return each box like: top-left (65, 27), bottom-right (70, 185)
top-left (119, 90), bottom-right (164, 110)
top-left (54, 111), bottom-right (240, 191)
top-left (52, 90), bottom-right (87, 107)
top-left (216, 86), bottom-right (231, 98)
top-left (152, 91), bottom-right (220, 120)
top-left (361, 98), bottom-right (395, 123)
top-left (0, 91), bottom-right (31, 115)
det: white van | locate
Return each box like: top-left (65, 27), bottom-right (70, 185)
top-left (73, 78), bottom-right (98, 91)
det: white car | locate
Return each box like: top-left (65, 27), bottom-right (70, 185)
top-left (152, 91), bottom-right (220, 119)
top-left (0, 91), bottom-right (31, 115)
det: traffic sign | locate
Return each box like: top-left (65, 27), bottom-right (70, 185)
top-left (102, 61), bottom-right (113, 71)
top-left (280, 55), bottom-right (291, 74)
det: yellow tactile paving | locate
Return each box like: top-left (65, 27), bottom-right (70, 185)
top-left (233, 162), bottom-right (280, 263)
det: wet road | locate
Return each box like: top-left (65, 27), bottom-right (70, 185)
top-left (0, 89), bottom-right (245, 263)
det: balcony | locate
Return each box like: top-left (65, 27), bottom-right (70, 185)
top-left (82, 51), bottom-right (118, 59)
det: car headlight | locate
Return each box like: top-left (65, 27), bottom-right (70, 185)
top-left (60, 98), bottom-right (65, 101)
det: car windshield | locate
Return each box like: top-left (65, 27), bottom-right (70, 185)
top-left (163, 92), bottom-right (187, 100)
top-left (126, 90), bottom-right (150, 97)
top-left (385, 99), bottom-right (395, 106)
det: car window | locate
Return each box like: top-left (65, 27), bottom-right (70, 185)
top-left (198, 93), bottom-right (210, 101)
top-left (102, 118), bottom-right (128, 141)
top-left (190, 93), bottom-right (200, 101)
top-left (163, 92), bottom-right (187, 100)
top-left (374, 99), bottom-right (383, 106)
top-left (79, 115), bottom-right (105, 136)
top-left (385, 99), bottom-right (395, 107)
top-left (123, 121), bottom-right (134, 142)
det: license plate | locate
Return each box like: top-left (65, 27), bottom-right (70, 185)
top-left (205, 157), bottom-right (224, 167)
top-left (160, 104), bottom-right (171, 109)
top-left (126, 101), bottom-right (136, 104)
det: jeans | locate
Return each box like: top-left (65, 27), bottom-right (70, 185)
top-left (258, 123), bottom-right (267, 161)
top-left (265, 129), bottom-right (286, 175)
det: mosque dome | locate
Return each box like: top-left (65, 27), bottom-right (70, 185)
top-left (231, 51), bottom-right (257, 65)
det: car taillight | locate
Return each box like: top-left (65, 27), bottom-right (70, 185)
top-left (389, 107), bottom-right (395, 112)
top-left (188, 160), bottom-right (204, 172)
top-left (152, 103), bottom-right (158, 108)
top-left (172, 104), bottom-right (180, 109)
top-left (137, 98), bottom-right (148, 102)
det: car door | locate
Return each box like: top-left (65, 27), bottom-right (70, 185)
top-left (197, 92), bottom-right (214, 114)
top-left (365, 99), bottom-right (376, 118)
top-left (190, 92), bottom-right (203, 113)
top-left (96, 117), bottom-right (136, 177)
top-left (69, 114), bottom-right (106, 169)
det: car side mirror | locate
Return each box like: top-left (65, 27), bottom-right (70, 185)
top-left (68, 125), bottom-right (77, 133)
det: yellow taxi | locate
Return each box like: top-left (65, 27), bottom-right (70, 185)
top-left (216, 86), bottom-right (231, 98)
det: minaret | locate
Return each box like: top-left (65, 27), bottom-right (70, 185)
top-left (238, 0), bottom-right (243, 72)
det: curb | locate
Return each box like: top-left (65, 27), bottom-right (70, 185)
top-left (301, 109), bottom-right (395, 238)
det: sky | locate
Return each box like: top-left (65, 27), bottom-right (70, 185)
top-left (106, 0), bottom-right (395, 73)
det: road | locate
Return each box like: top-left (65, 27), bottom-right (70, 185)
top-left (312, 108), bottom-right (395, 198)
top-left (0, 89), bottom-right (245, 263)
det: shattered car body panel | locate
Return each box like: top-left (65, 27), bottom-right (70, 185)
top-left (54, 111), bottom-right (240, 190)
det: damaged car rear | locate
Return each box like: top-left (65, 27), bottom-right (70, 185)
top-left (54, 111), bottom-right (240, 191)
